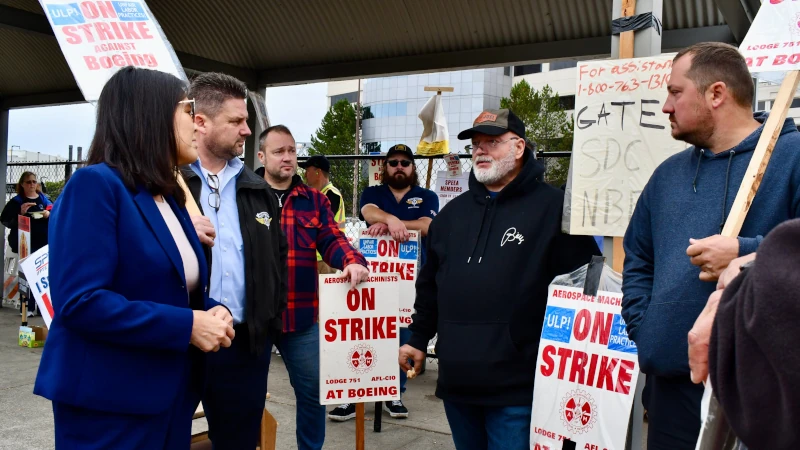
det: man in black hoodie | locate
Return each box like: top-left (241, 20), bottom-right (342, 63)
top-left (399, 109), bottom-right (600, 450)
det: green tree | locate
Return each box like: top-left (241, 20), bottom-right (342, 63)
top-left (501, 80), bottom-right (573, 186)
top-left (309, 99), bottom-right (370, 216)
top-left (43, 180), bottom-right (65, 203)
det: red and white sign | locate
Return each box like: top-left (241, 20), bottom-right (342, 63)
top-left (530, 285), bottom-right (639, 450)
top-left (368, 153), bottom-right (385, 187)
top-left (434, 170), bottom-right (469, 210)
top-left (18, 215), bottom-right (31, 260)
top-left (319, 274), bottom-right (400, 405)
top-left (38, 0), bottom-right (186, 101)
top-left (19, 246), bottom-right (54, 328)
top-left (444, 154), bottom-right (461, 177)
top-left (358, 230), bottom-right (419, 327)
top-left (740, 0), bottom-right (800, 73)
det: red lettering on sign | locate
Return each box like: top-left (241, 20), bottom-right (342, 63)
top-left (541, 345), bottom-right (636, 395)
top-left (591, 311), bottom-right (612, 345)
top-left (540, 345), bottom-right (555, 376)
top-left (569, 350), bottom-right (588, 384)
top-left (573, 309), bottom-right (591, 341)
top-left (323, 316), bottom-right (397, 341)
top-left (597, 356), bottom-right (618, 391)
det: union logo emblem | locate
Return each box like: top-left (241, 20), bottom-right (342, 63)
top-left (560, 389), bottom-right (597, 434)
top-left (347, 344), bottom-right (377, 374)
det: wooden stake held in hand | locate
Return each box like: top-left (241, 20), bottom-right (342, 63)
top-left (356, 403), bottom-right (365, 450)
top-left (721, 70), bottom-right (800, 237)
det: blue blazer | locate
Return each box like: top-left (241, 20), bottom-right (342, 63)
top-left (34, 163), bottom-right (222, 415)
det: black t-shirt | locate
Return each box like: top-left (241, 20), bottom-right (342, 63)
top-left (273, 188), bottom-right (290, 213)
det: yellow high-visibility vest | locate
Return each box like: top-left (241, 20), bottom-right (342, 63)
top-left (318, 182), bottom-right (346, 261)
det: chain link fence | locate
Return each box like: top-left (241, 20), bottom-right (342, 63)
top-left (5, 160), bottom-right (84, 203)
top-left (300, 152), bottom-right (570, 244)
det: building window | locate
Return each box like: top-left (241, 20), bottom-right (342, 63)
top-left (330, 91), bottom-right (359, 105)
top-left (792, 98), bottom-right (800, 109)
top-left (550, 61), bottom-right (578, 71)
top-left (757, 101), bottom-right (767, 111)
top-left (558, 95), bottom-right (576, 111)
top-left (514, 64), bottom-right (542, 76)
top-left (504, 66), bottom-right (511, 76)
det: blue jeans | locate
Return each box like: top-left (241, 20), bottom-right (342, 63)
top-left (443, 400), bottom-right (531, 450)
top-left (277, 323), bottom-right (325, 450)
top-left (399, 327), bottom-right (411, 394)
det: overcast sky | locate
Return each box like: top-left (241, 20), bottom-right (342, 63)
top-left (7, 82), bottom-right (329, 159)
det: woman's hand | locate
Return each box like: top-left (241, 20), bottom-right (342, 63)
top-left (20, 202), bottom-right (36, 215)
top-left (190, 310), bottom-right (235, 352)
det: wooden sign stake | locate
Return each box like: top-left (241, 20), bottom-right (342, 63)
top-left (610, 0), bottom-right (636, 272)
top-left (721, 70), bottom-right (800, 237)
top-left (356, 403), bottom-right (365, 450)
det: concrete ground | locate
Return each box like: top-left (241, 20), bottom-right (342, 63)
top-left (0, 306), bottom-right (455, 450)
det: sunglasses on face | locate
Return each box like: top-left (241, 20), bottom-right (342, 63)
top-left (387, 160), bottom-right (412, 168)
top-left (23, 180), bottom-right (37, 185)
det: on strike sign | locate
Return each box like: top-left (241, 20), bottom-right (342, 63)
top-left (358, 230), bottom-right (419, 327)
top-left (319, 274), bottom-right (400, 405)
top-left (530, 286), bottom-right (639, 450)
top-left (19, 247), bottom-right (54, 328)
top-left (39, 0), bottom-right (186, 101)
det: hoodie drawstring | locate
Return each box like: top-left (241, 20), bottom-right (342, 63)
top-left (467, 197), bottom-right (491, 263)
top-left (719, 150), bottom-right (735, 233)
top-left (476, 205), bottom-right (498, 264)
top-left (692, 149), bottom-right (704, 193)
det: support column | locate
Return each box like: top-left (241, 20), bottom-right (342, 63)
top-left (244, 95), bottom-right (262, 170)
top-left (607, 2), bottom-right (662, 450)
top-left (0, 108), bottom-right (8, 283)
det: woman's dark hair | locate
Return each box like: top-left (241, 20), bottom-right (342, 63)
top-left (16, 171), bottom-right (37, 196)
top-left (86, 66), bottom-right (188, 205)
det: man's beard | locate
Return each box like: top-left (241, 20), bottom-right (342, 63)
top-left (267, 164), bottom-right (294, 183)
top-left (207, 133), bottom-right (244, 161)
top-left (386, 172), bottom-right (413, 190)
top-left (473, 147), bottom-right (517, 185)
top-left (672, 104), bottom-right (714, 148)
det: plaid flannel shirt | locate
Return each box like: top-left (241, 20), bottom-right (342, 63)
top-left (281, 181), bottom-right (366, 332)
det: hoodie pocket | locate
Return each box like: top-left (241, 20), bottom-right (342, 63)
top-left (437, 321), bottom-right (535, 390)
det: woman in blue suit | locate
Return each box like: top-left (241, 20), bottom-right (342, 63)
top-left (33, 67), bottom-right (236, 449)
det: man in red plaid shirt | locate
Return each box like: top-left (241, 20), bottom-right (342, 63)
top-left (256, 124), bottom-right (369, 450)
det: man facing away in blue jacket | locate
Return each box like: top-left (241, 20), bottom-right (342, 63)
top-left (622, 42), bottom-right (800, 449)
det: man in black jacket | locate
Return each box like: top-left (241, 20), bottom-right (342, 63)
top-left (399, 109), bottom-right (599, 450)
top-left (183, 72), bottom-right (288, 449)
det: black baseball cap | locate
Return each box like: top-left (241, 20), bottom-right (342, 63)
top-left (299, 155), bottom-right (330, 172)
top-left (386, 144), bottom-right (415, 161)
top-left (457, 109), bottom-right (526, 140)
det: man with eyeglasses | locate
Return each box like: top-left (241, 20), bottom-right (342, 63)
top-left (326, 144), bottom-right (438, 422)
top-left (256, 124), bottom-right (369, 450)
top-left (398, 109), bottom-right (600, 449)
top-left (181, 72), bottom-right (288, 449)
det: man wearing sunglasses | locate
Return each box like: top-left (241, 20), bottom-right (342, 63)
top-left (327, 144), bottom-right (438, 422)
top-left (398, 109), bottom-right (600, 449)
top-left (181, 72), bottom-right (288, 449)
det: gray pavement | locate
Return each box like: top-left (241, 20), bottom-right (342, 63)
top-left (0, 306), bottom-right (455, 450)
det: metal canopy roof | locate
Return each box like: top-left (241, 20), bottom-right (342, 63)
top-left (0, 0), bottom-right (756, 109)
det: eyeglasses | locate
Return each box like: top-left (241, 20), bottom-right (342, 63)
top-left (179, 99), bottom-right (195, 118)
top-left (23, 180), bottom-right (38, 185)
top-left (387, 160), bottom-right (412, 168)
top-left (465, 137), bottom-right (519, 152)
top-left (207, 174), bottom-right (220, 212)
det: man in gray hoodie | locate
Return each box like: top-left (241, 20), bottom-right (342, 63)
top-left (622, 42), bottom-right (800, 449)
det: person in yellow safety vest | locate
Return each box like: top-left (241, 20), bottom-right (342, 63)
top-left (300, 155), bottom-right (346, 275)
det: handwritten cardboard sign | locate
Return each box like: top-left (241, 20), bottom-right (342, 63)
top-left (38, 0), bottom-right (186, 101)
top-left (562, 55), bottom-right (686, 237)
